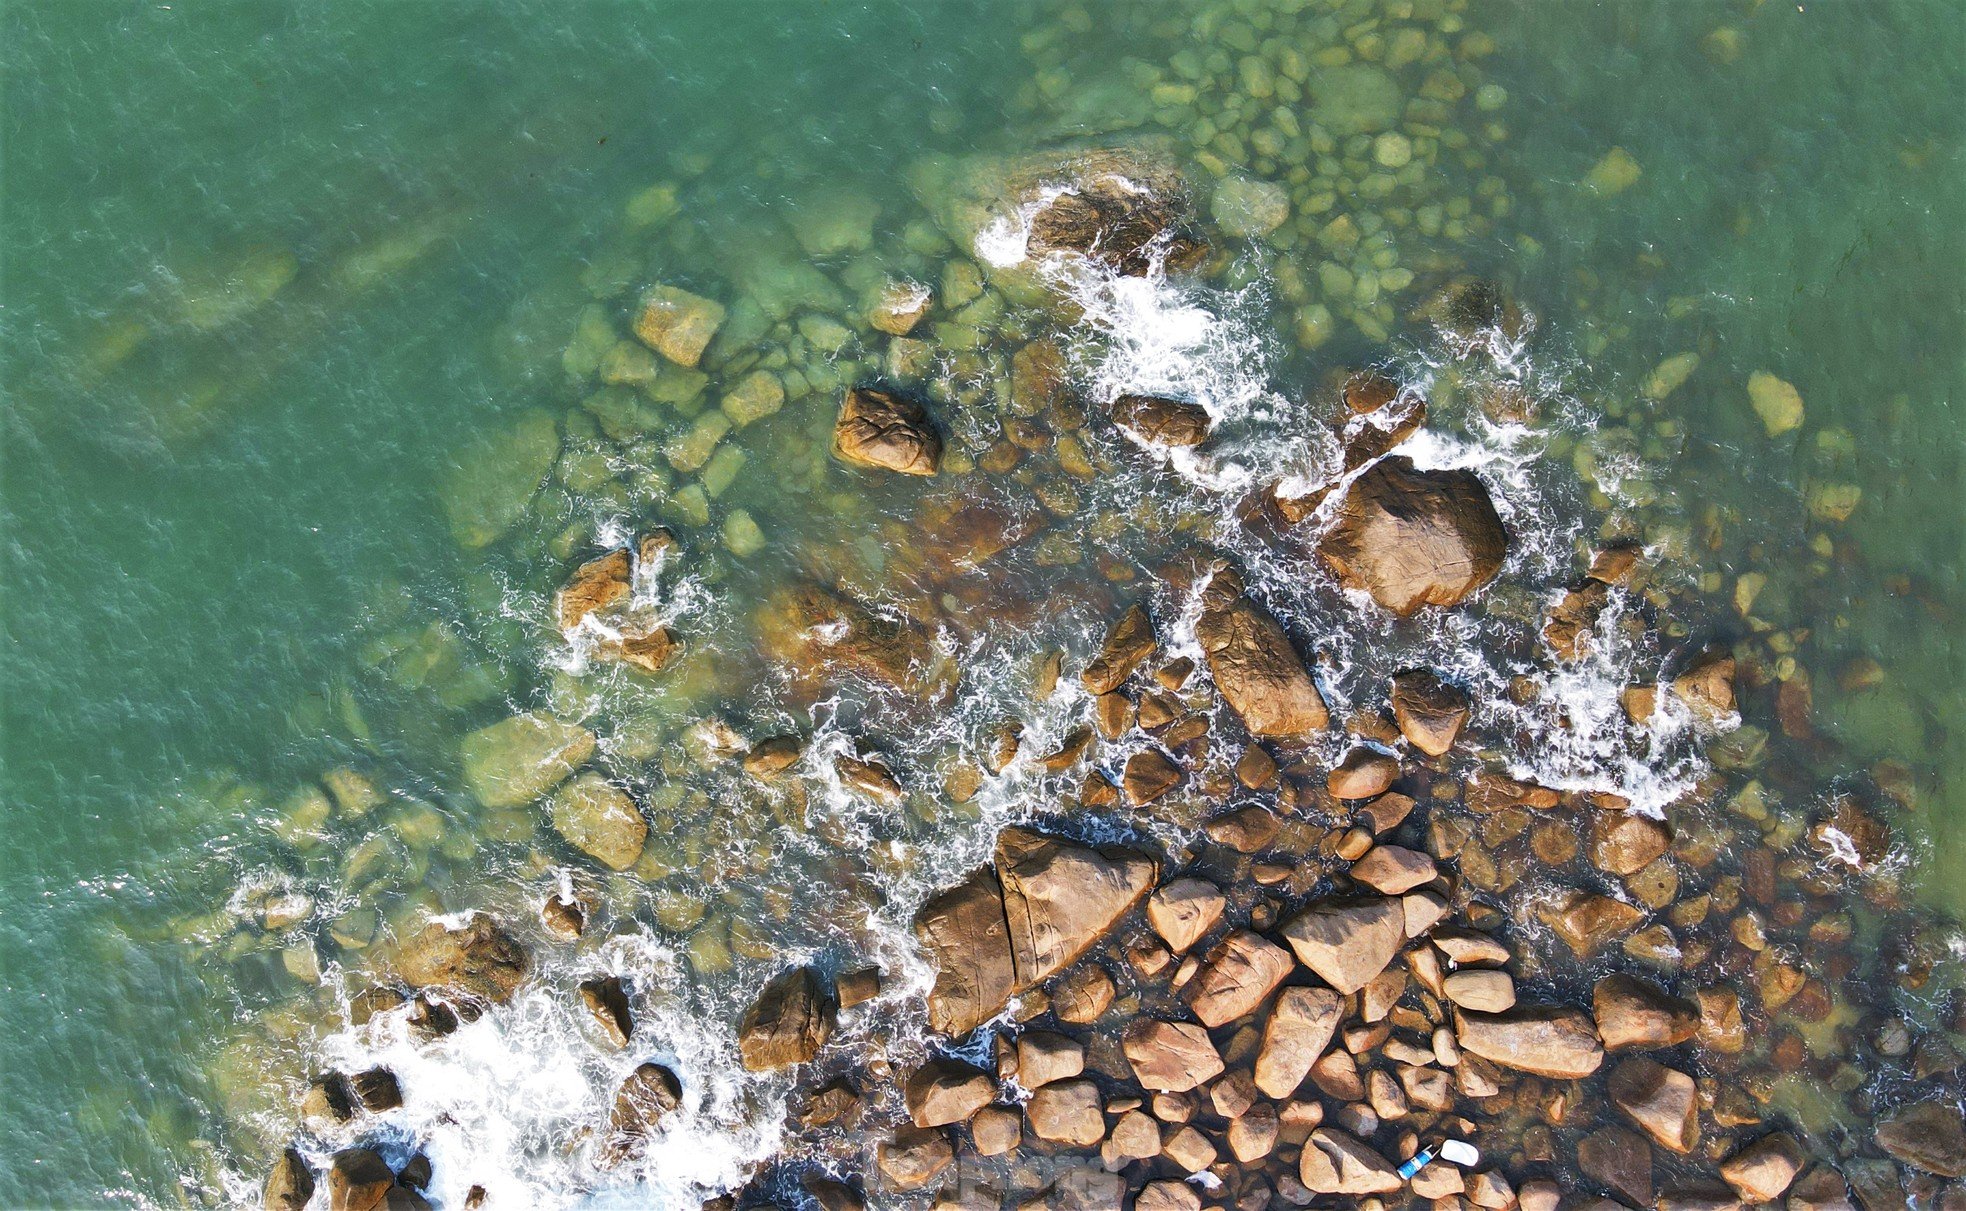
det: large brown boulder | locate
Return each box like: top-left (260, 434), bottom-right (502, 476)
top-left (1196, 567), bottom-right (1328, 739)
top-left (555, 548), bottom-right (632, 632)
top-left (737, 966), bottom-right (835, 1072)
top-left (601, 1062), bottom-right (683, 1165)
top-left (1254, 986), bottom-right (1342, 1098)
top-left (1579, 1125), bottom-right (1655, 1207)
top-left (1875, 1101), bottom-right (1966, 1177)
top-left (1082, 603), bottom-right (1157, 694)
top-left (1122, 1018), bottom-right (1223, 1091)
top-left (264, 1148), bottom-right (315, 1211)
top-left (395, 913), bottom-right (528, 1005)
top-left (1608, 1057), bottom-right (1699, 1153)
top-left (1454, 1006), bottom-right (1604, 1079)
top-left (914, 868), bottom-right (1016, 1037)
top-left (326, 1149), bottom-right (394, 1211)
top-left (1316, 456), bottom-right (1508, 615)
top-left (1719, 1133), bottom-right (1807, 1203)
top-left (877, 1125), bottom-right (953, 1191)
top-left (1146, 877), bottom-right (1226, 954)
top-left (904, 1059), bottom-right (995, 1128)
top-left (1182, 930), bottom-right (1293, 1027)
top-left (1300, 1128), bottom-right (1403, 1195)
top-left (1390, 669), bottom-right (1470, 755)
top-left (833, 387), bottom-right (940, 476)
top-left (997, 828), bottom-right (1156, 988)
top-left (1023, 160), bottom-right (1205, 276)
top-left (914, 829), bottom-right (1153, 1037)
top-left (1279, 897), bottom-right (1404, 995)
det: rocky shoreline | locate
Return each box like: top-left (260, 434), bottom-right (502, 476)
top-left (197, 5), bottom-right (1962, 1208)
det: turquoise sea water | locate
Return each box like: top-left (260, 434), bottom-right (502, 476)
top-left (2, 1), bottom-right (1960, 1206)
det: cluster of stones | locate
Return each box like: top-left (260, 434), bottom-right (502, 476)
top-left (1008, 0), bottom-right (1515, 349)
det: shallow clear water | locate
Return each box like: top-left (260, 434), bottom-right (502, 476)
top-left (2, 1), bottom-right (1960, 1206)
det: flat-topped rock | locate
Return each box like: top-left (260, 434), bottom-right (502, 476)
top-left (833, 387), bottom-right (941, 476)
top-left (1317, 455), bottom-right (1508, 615)
top-left (1182, 930), bottom-right (1293, 1027)
top-left (1454, 1005), bottom-right (1604, 1079)
top-left (1279, 897), bottom-right (1404, 995)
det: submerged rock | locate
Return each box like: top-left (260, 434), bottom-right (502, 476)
top-left (1196, 567), bottom-right (1328, 739)
top-left (833, 386), bottom-right (941, 476)
top-left (737, 966), bottom-right (835, 1072)
top-left (632, 285), bottom-right (724, 368)
top-left (1316, 456), bottom-right (1509, 615)
top-left (395, 913), bottom-right (528, 1005)
top-left (546, 774), bottom-right (646, 871)
top-left (1874, 1100), bottom-right (1966, 1177)
top-left (459, 713), bottom-right (595, 810)
top-left (325, 1149), bottom-right (393, 1211)
top-left (440, 410), bottom-right (560, 549)
top-left (757, 583), bottom-right (948, 699)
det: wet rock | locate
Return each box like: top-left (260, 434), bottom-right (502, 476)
top-left (1788, 1166), bottom-right (1858, 1211)
top-left (396, 913), bottom-right (528, 1005)
top-left (1316, 456), bottom-right (1509, 615)
top-left (541, 892), bottom-right (585, 940)
top-left (1540, 889), bottom-right (1644, 956)
top-left (758, 583), bottom-right (947, 699)
top-left (633, 285), bottom-right (724, 368)
top-left (326, 1149), bottom-right (394, 1211)
top-left (971, 1105), bottom-right (1022, 1156)
top-left (1255, 986), bottom-right (1342, 1099)
top-left (1082, 603), bottom-right (1157, 694)
top-left (350, 1067), bottom-right (401, 1112)
top-left (459, 713), bottom-right (596, 810)
top-left (1299, 1127), bottom-right (1402, 1195)
top-left (1212, 175), bottom-right (1290, 238)
top-left (1123, 748), bottom-right (1185, 805)
top-left (1023, 162), bottom-right (1204, 276)
top-left (1591, 812), bottom-right (1670, 876)
top-left (835, 753), bottom-right (904, 804)
top-left (300, 1071), bottom-right (356, 1128)
top-left (1051, 963), bottom-right (1115, 1025)
top-left (1453, 1006), bottom-right (1604, 1078)
top-left (1390, 669), bottom-right (1470, 756)
top-left (877, 1125), bottom-right (952, 1191)
top-left (737, 966), bottom-right (834, 1072)
top-left (1027, 1078), bottom-right (1105, 1146)
top-left (869, 279), bottom-right (932, 336)
top-left (1196, 567), bottom-right (1329, 739)
top-left (833, 386), bottom-right (941, 476)
top-left (1113, 393), bottom-right (1211, 447)
top-left (1593, 973), bottom-right (1699, 1050)
top-left (1147, 877), bottom-right (1226, 954)
top-left (1182, 930), bottom-right (1293, 1028)
top-left (998, 827), bottom-right (1155, 988)
top-left (1608, 1057), bottom-right (1699, 1153)
top-left (1720, 1133), bottom-right (1807, 1203)
top-left (264, 1147), bottom-right (315, 1211)
top-left (1327, 748), bottom-right (1398, 800)
top-left (741, 735), bottom-right (804, 779)
top-left (1280, 897), bottom-right (1404, 995)
top-left (905, 1058), bottom-right (995, 1128)
top-left (555, 548), bottom-right (632, 632)
top-left (835, 966), bottom-right (881, 1010)
top-left (1544, 579), bottom-right (1612, 662)
top-left (1122, 1018), bottom-right (1223, 1091)
top-left (1875, 1100), bottom-right (1966, 1177)
top-left (914, 867), bottom-right (1016, 1037)
top-left (1136, 1179), bottom-right (1203, 1211)
top-left (800, 1078), bottom-right (861, 1130)
top-left (1669, 648), bottom-right (1737, 723)
top-left (441, 410), bottom-right (559, 549)
top-left (547, 774), bottom-right (647, 871)
top-left (1579, 1125), bottom-right (1654, 1207)
top-left (579, 976), bottom-right (633, 1048)
top-left (1748, 371), bottom-right (1806, 437)
top-left (602, 1062), bottom-right (682, 1164)
top-left (802, 1177), bottom-right (864, 1211)
top-left (1204, 804), bottom-right (1281, 853)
